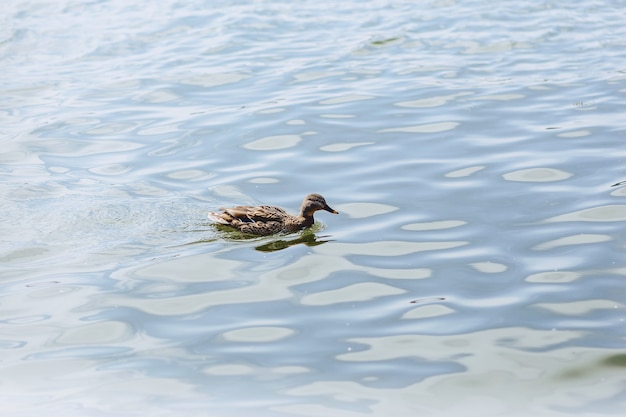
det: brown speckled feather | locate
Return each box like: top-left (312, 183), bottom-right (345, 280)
top-left (223, 205), bottom-right (289, 223)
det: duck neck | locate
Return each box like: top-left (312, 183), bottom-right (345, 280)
top-left (298, 210), bottom-right (315, 226)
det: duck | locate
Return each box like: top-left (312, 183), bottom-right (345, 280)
top-left (208, 193), bottom-right (338, 236)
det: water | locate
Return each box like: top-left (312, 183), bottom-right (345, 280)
top-left (2, 0), bottom-right (626, 416)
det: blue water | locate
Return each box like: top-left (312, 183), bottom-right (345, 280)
top-left (2, 0), bottom-right (626, 416)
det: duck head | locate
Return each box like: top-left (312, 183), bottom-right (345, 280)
top-left (300, 193), bottom-right (338, 218)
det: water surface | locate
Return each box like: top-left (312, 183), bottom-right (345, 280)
top-left (2, 0), bottom-right (626, 416)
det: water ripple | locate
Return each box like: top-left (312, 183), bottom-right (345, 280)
top-left (3, 0), bottom-right (626, 415)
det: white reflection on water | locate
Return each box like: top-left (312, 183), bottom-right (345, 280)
top-left (300, 282), bottom-right (406, 306)
top-left (101, 246), bottom-right (434, 315)
top-left (532, 233), bottom-right (613, 250)
top-left (379, 121), bottom-right (460, 133)
top-left (503, 167), bottom-right (573, 182)
top-left (277, 328), bottom-right (624, 417)
top-left (243, 134), bottom-right (303, 151)
top-left (221, 326), bottom-right (295, 343)
top-left (544, 205), bottom-right (626, 223)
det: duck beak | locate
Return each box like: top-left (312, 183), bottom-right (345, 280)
top-left (324, 204), bottom-right (339, 214)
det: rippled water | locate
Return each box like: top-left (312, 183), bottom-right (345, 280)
top-left (2, 0), bottom-right (626, 416)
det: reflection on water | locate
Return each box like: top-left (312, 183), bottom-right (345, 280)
top-left (2, 0), bottom-right (626, 416)
top-left (208, 223), bottom-right (334, 252)
top-left (255, 232), bottom-right (332, 252)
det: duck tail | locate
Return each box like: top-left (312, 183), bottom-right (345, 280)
top-left (208, 212), bottom-right (229, 224)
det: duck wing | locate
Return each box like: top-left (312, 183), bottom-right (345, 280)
top-left (221, 205), bottom-right (289, 223)
top-left (209, 204), bottom-right (295, 235)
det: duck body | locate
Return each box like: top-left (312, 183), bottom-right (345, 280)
top-left (208, 193), bottom-right (338, 236)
